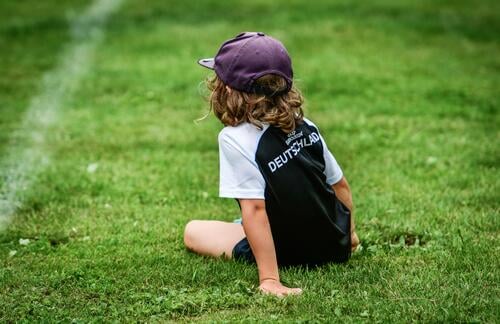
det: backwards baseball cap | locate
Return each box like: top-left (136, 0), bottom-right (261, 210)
top-left (198, 32), bottom-right (293, 96)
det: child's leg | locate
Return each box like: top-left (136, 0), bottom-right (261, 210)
top-left (183, 220), bottom-right (245, 259)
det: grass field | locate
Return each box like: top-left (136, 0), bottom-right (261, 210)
top-left (1, 0), bottom-right (499, 322)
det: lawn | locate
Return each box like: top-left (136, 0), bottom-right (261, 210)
top-left (1, 0), bottom-right (499, 322)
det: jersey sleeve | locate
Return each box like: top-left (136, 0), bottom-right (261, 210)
top-left (303, 118), bottom-right (344, 185)
top-left (218, 131), bottom-right (266, 199)
top-left (319, 132), bottom-right (343, 185)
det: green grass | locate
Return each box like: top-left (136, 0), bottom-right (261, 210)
top-left (1, 0), bottom-right (499, 321)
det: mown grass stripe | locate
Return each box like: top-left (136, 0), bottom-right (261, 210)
top-left (0, 0), bottom-right (123, 230)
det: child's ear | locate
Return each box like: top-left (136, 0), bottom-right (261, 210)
top-left (225, 85), bottom-right (232, 94)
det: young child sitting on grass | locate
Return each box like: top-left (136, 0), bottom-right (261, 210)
top-left (184, 32), bottom-right (359, 297)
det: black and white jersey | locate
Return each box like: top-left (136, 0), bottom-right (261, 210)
top-left (219, 118), bottom-right (351, 266)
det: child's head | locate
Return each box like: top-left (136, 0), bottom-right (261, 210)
top-left (198, 32), bottom-right (304, 133)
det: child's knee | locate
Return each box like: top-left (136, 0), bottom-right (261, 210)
top-left (183, 220), bottom-right (201, 250)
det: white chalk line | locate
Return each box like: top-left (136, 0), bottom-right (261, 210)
top-left (0, 0), bottom-right (123, 230)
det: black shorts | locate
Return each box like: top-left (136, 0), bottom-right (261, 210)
top-left (232, 238), bottom-right (255, 263)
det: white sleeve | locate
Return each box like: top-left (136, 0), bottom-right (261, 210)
top-left (319, 134), bottom-right (343, 185)
top-left (303, 118), bottom-right (344, 185)
top-left (218, 132), bottom-right (265, 199)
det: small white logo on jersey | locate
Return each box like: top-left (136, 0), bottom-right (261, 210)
top-left (285, 131), bottom-right (303, 145)
top-left (268, 132), bottom-right (320, 173)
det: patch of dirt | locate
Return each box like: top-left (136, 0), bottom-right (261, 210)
top-left (390, 233), bottom-right (426, 246)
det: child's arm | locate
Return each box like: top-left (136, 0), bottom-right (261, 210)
top-left (332, 176), bottom-right (354, 226)
top-left (239, 199), bottom-right (302, 296)
top-left (332, 176), bottom-right (359, 250)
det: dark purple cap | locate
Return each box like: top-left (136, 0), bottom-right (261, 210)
top-left (198, 32), bottom-right (293, 95)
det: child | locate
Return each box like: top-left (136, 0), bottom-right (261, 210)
top-left (184, 32), bottom-right (359, 297)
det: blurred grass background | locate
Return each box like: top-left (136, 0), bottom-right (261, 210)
top-left (0, 0), bottom-right (499, 321)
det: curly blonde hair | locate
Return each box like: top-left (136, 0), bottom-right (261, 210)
top-left (207, 74), bottom-right (304, 133)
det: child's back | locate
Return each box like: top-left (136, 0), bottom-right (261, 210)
top-left (219, 118), bottom-right (351, 266)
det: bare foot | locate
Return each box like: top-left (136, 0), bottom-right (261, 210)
top-left (351, 231), bottom-right (360, 252)
top-left (259, 279), bottom-right (302, 297)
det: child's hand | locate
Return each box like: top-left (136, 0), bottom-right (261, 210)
top-left (351, 231), bottom-right (360, 252)
top-left (259, 278), bottom-right (302, 297)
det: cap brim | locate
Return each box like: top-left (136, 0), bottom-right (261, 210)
top-left (198, 58), bottom-right (215, 70)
